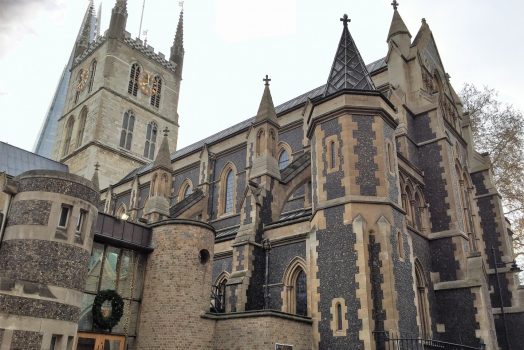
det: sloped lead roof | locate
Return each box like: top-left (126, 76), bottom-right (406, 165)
top-left (324, 15), bottom-right (375, 96)
top-left (0, 142), bottom-right (68, 177)
top-left (119, 59), bottom-right (386, 184)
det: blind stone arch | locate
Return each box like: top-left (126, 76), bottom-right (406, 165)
top-left (76, 106), bottom-right (88, 148)
top-left (62, 116), bottom-right (75, 156)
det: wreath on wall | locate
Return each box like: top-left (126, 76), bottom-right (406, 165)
top-left (92, 289), bottom-right (124, 331)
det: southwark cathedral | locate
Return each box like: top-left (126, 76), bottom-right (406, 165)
top-left (1, 1), bottom-right (523, 349)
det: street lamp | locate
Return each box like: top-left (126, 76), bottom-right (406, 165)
top-left (491, 246), bottom-right (521, 350)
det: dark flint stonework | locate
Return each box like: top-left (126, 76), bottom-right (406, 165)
top-left (211, 147), bottom-right (246, 220)
top-left (435, 289), bottom-right (480, 347)
top-left (6, 200), bottom-right (51, 227)
top-left (246, 245), bottom-right (266, 310)
top-left (267, 241), bottom-right (307, 309)
top-left (0, 239), bottom-right (89, 291)
top-left (391, 211), bottom-right (418, 335)
top-left (171, 165), bottom-right (200, 205)
top-left (320, 119), bottom-right (345, 200)
top-left (235, 246), bottom-right (245, 270)
top-left (353, 115), bottom-right (379, 196)
top-left (279, 126), bottom-right (303, 155)
top-left (0, 294), bottom-right (80, 322)
top-left (10, 330), bottom-right (43, 350)
top-left (0, 329), bottom-right (3, 343)
top-left (369, 235), bottom-right (385, 337)
top-left (17, 176), bottom-right (98, 205)
top-left (317, 206), bottom-right (363, 349)
top-left (429, 238), bottom-right (459, 282)
top-left (496, 312), bottom-right (524, 350)
top-left (413, 113), bottom-right (436, 143)
top-left (418, 142), bottom-right (451, 232)
top-left (212, 256), bottom-right (232, 283)
top-left (489, 273), bottom-right (512, 308)
top-left (410, 231), bottom-right (438, 335)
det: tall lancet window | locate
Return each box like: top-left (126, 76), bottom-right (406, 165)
top-left (143, 122), bottom-right (158, 159)
top-left (150, 76), bottom-right (162, 108)
top-left (295, 269), bottom-right (307, 316)
top-left (225, 170), bottom-right (234, 213)
top-left (120, 111), bottom-right (135, 150)
top-left (88, 60), bottom-right (97, 93)
top-left (76, 107), bottom-right (88, 148)
top-left (128, 63), bottom-right (141, 96)
top-left (62, 116), bottom-right (75, 156)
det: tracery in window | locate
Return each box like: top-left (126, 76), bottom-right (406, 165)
top-left (150, 76), bottom-right (162, 108)
top-left (76, 107), bottom-right (87, 148)
top-left (295, 269), bottom-right (307, 316)
top-left (143, 122), bottom-right (158, 159)
top-left (128, 63), bottom-right (141, 96)
top-left (62, 116), bottom-right (75, 156)
top-left (119, 110), bottom-right (135, 150)
top-left (88, 60), bottom-right (97, 92)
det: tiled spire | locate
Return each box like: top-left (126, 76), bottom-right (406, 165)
top-left (324, 14), bottom-right (375, 96)
top-left (91, 162), bottom-right (100, 191)
top-left (254, 75), bottom-right (279, 125)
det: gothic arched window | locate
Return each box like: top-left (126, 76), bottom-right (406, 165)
top-left (143, 122), bottom-right (158, 159)
top-left (224, 169), bottom-right (234, 213)
top-left (76, 107), bottom-right (88, 148)
top-left (183, 184), bottom-right (192, 198)
top-left (120, 110), bottom-right (135, 150)
top-left (88, 60), bottom-right (97, 93)
top-left (62, 116), bottom-right (75, 156)
top-left (150, 76), bottom-right (162, 108)
top-left (128, 63), bottom-right (141, 96)
top-left (295, 269), bottom-right (307, 316)
top-left (415, 261), bottom-right (431, 338)
top-left (278, 149), bottom-right (289, 170)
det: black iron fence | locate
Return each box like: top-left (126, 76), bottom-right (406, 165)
top-left (373, 331), bottom-right (484, 350)
top-left (210, 285), bottom-right (225, 313)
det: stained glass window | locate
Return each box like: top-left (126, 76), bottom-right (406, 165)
top-left (224, 170), bottom-right (234, 213)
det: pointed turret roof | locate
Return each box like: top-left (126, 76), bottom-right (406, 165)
top-left (255, 75), bottom-right (279, 125)
top-left (324, 14), bottom-right (375, 96)
top-left (387, 9), bottom-right (411, 42)
top-left (170, 8), bottom-right (185, 76)
top-left (153, 128), bottom-right (173, 171)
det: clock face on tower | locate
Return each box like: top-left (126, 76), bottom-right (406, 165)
top-left (139, 71), bottom-right (158, 96)
top-left (75, 68), bottom-right (89, 92)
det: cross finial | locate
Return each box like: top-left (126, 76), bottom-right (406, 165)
top-left (163, 127), bottom-right (170, 136)
top-left (94, 162), bottom-right (100, 171)
top-left (263, 74), bottom-right (271, 86)
top-left (391, 0), bottom-right (399, 11)
top-left (340, 14), bottom-right (350, 26)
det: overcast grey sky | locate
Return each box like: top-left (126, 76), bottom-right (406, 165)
top-left (1, 0), bottom-right (523, 153)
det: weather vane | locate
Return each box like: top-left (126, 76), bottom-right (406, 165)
top-left (179, 1), bottom-right (184, 10)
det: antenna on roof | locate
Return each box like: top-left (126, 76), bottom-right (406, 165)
top-left (138, 0), bottom-right (146, 39)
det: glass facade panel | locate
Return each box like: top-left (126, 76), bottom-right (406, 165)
top-left (100, 246), bottom-right (120, 291)
top-left (85, 243), bottom-right (104, 293)
top-left (80, 243), bottom-right (145, 337)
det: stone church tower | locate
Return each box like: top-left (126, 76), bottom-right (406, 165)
top-left (52, 0), bottom-right (184, 189)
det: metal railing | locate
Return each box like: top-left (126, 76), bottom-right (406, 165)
top-left (210, 285), bottom-right (225, 313)
top-left (373, 331), bottom-right (484, 350)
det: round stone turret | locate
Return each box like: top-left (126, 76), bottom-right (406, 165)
top-left (0, 170), bottom-right (99, 349)
top-left (136, 219), bottom-right (216, 349)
